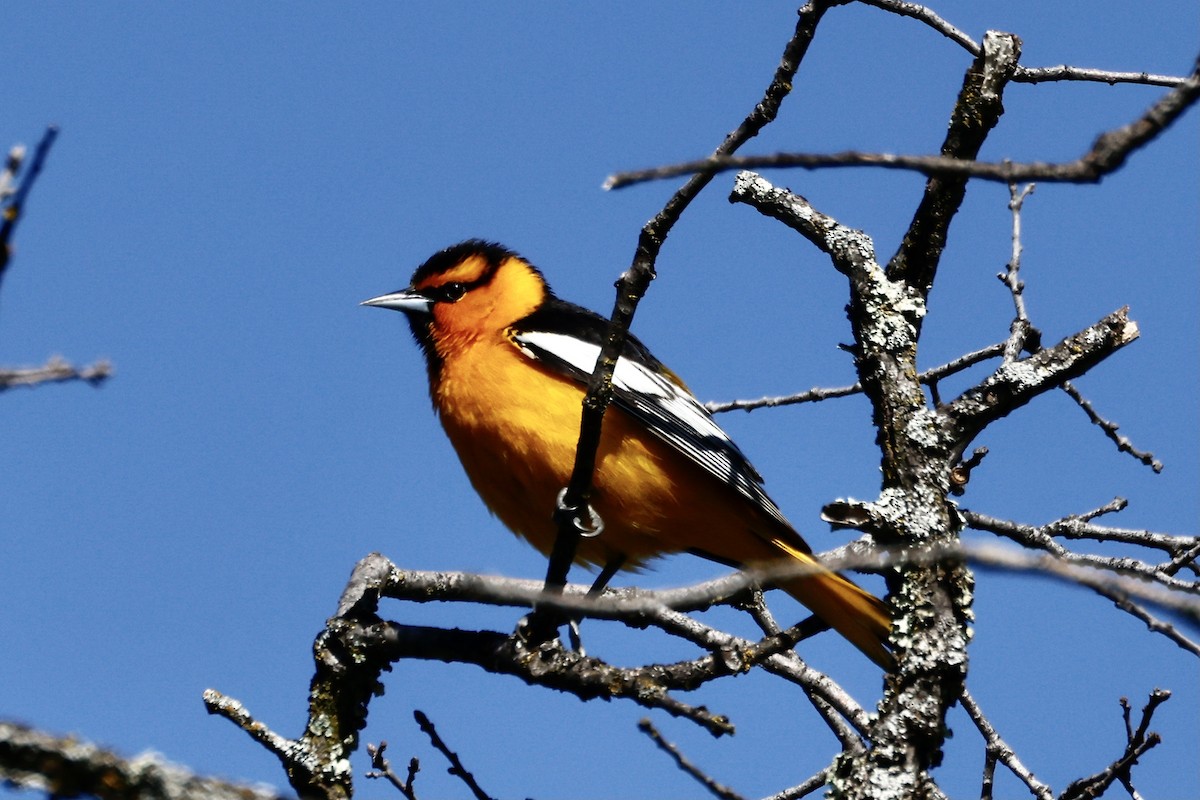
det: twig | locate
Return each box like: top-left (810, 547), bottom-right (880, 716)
top-left (1059, 380), bottom-right (1163, 472)
top-left (758, 770), bottom-right (830, 800)
top-left (963, 510), bottom-right (1199, 594)
top-left (999, 182), bottom-right (1038, 363)
top-left (366, 741), bottom-right (420, 800)
top-left (638, 719), bottom-right (746, 800)
top-left (705, 340), bottom-right (1005, 413)
top-left (1059, 691), bottom-right (1168, 800)
top-left (854, 0), bottom-right (1187, 87)
top-left (0, 145), bottom-right (26, 201)
top-left (413, 711), bottom-right (494, 800)
top-left (734, 593), bottom-right (865, 752)
top-left (605, 57), bottom-right (1200, 191)
top-left (960, 690), bottom-right (1053, 800)
top-left (0, 357), bottom-right (112, 392)
top-left (0, 125), bottom-right (59, 286)
top-left (853, 0), bottom-right (977, 53)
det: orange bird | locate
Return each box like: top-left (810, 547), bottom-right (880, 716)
top-left (364, 240), bottom-right (891, 665)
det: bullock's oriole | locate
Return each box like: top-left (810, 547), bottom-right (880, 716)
top-left (364, 240), bottom-right (891, 666)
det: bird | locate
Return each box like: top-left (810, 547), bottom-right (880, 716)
top-left (363, 239), bottom-right (891, 666)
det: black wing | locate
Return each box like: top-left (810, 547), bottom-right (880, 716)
top-left (511, 298), bottom-right (791, 531)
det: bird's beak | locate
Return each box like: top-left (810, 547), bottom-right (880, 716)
top-left (361, 289), bottom-right (432, 315)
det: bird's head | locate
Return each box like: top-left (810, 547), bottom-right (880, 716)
top-left (363, 239), bottom-right (549, 361)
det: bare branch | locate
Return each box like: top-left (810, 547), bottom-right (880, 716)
top-left (1015, 65), bottom-right (1187, 87)
top-left (0, 356), bottom-right (112, 393)
top-left (638, 719), bottom-right (747, 800)
top-left (856, 0), bottom-right (1187, 87)
top-left (758, 770), bottom-right (831, 800)
top-left (963, 510), bottom-right (1198, 593)
top-left (1059, 381), bottom-right (1163, 472)
top-left (960, 690), bottom-right (1053, 800)
top-left (888, 31), bottom-right (1022, 296)
top-left (941, 308), bottom-right (1140, 446)
top-left (606, 57), bottom-right (1200, 192)
top-left (1059, 691), bottom-right (1168, 800)
top-left (412, 711), bottom-right (493, 800)
top-left (366, 741), bottom-right (420, 800)
top-left (0, 719), bottom-right (288, 800)
top-left (377, 622), bottom-right (737, 736)
top-left (963, 509), bottom-right (1200, 653)
top-left (999, 182), bottom-right (1038, 363)
top-left (853, 0), bottom-right (977, 52)
top-left (546, 0), bottom-right (841, 598)
top-left (0, 145), bottom-right (26, 201)
top-left (0, 125), bottom-right (59, 288)
top-left (705, 340), bottom-right (1006, 414)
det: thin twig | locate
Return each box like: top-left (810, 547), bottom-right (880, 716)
top-left (605, 58), bottom-right (1200, 191)
top-left (367, 741), bottom-right (420, 800)
top-left (963, 510), bottom-right (1198, 594)
top-left (855, 0), bottom-right (1187, 87)
top-left (960, 690), bottom-right (1053, 800)
top-left (0, 145), bottom-right (26, 201)
top-left (1059, 691), bottom-right (1169, 800)
top-left (0, 125), bottom-right (59, 285)
top-left (413, 710), bottom-right (494, 800)
top-left (638, 719), bottom-right (747, 800)
top-left (1059, 380), bottom-right (1163, 472)
top-left (999, 182), bottom-right (1037, 362)
top-left (705, 340), bottom-right (1005, 413)
top-left (758, 769), bottom-right (830, 800)
top-left (0, 357), bottom-right (112, 392)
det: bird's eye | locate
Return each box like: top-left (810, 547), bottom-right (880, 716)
top-left (437, 282), bottom-right (467, 303)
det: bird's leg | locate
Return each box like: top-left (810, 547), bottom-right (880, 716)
top-left (567, 555), bottom-right (627, 653)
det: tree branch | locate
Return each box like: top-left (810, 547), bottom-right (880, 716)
top-left (941, 308), bottom-right (1140, 449)
top-left (638, 719), bottom-right (747, 800)
top-left (0, 356), bottom-right (112, 392)
top-left (0, 720), bottom-right (288, 800)
top-left (545, 0), bottom-right (840, 598)
top-left (604, 55), bottom-right (1200, 192)
top-left (0, 125), bottom-right (59, 289)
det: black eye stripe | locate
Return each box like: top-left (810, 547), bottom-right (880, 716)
top-left (430, 282), bottom-right (466, 302)
top-left (424, 261), bottom-right (502, 304)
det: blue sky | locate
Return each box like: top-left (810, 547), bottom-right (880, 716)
top-left (1, 3), bottom-right (1196, 798)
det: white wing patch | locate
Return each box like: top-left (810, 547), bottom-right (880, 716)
top-left (512, 330), bottom-right (790, 529)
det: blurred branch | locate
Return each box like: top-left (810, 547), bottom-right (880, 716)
top-left (0, 125), bottom-right (59, 289)
top-left (0, 720), bottom-right (288, 800)
top-left (964, 508), bottom-right (1200, 654)
top-left (0, 356), bottom-right (112, 393)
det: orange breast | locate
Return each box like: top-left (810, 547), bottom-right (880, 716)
top-left (433, 332), bottom-right (786, 570)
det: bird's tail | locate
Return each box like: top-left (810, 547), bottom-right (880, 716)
top-left (769, 540), bottom-right (893, 668)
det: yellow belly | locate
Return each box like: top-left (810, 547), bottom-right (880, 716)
top-left (433, 334), bottom-right (781, 569)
